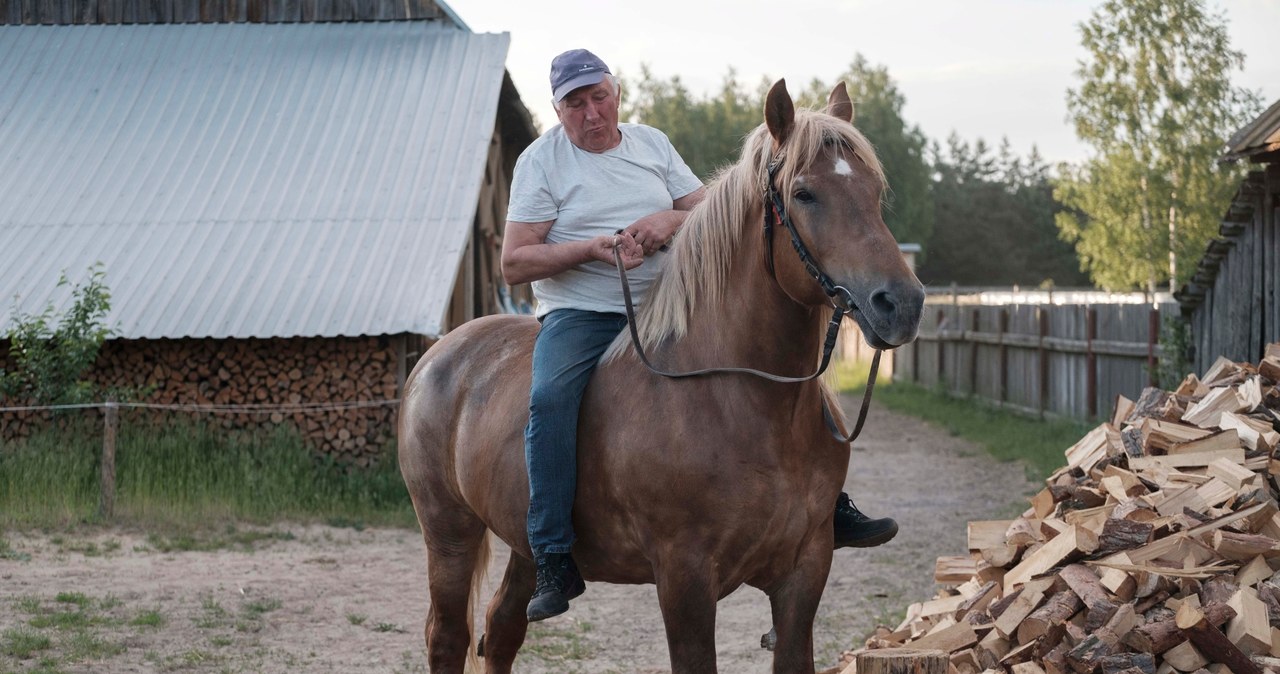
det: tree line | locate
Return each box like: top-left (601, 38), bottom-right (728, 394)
top-left (615, 0), bottom-right (1260, 291)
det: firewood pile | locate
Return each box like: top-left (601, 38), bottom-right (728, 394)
top-left (839, 344), bottom-right (1280, 674)
top-left (1, 336), bottom-right (402, 462)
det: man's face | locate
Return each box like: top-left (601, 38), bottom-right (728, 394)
top-left (556, 80), bottom-right (621, 153)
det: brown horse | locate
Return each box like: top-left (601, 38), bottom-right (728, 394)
top-left (398, 80), bottom-right (924, 674)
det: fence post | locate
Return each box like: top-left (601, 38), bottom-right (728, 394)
top-left (936, 309), bottom-right (947, 389)
top-left (999, 309), bottom-right (1009, 404)
top-left (969, 309), bottom-right (979, 396)
top-left (1086, 307), bottom-right (1098, 419)
top-left (99, 401), bottom-right (118, 520)
top-left (1038, 308), bottom-right (1049, 418)
top-left (1147, 307), bottom-right (1160, 387)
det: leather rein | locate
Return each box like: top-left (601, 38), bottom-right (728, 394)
top-left (612, 159), bottom-right (882, 446)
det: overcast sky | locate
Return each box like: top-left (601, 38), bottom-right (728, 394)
top-left (444, 0), bottom-right (1279, 166)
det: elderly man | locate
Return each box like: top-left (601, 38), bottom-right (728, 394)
top-left (501, 49), bottom-right (897, 623)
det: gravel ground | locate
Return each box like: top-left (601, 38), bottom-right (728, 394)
top-left (0, 397), bottom-right (1039, 673)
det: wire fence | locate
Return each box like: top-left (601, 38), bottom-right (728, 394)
top-left (0, 398), bottom-right (404, 519)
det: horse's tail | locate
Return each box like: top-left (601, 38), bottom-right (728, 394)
top-left (464, 532), bottom-right (491, 674)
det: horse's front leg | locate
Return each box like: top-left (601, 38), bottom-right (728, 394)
top-left (766, 537), bottom-right (834, 674)
top-left (655, 557), bottom-right (719, 674)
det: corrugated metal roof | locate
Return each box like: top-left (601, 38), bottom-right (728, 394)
top-left (1223, 98), bottom-right (1280, 161)
top-left (0, 22), bottom-right (510, 339)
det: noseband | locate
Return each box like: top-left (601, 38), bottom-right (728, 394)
top-left (612, 156), bottom-right (882, 446)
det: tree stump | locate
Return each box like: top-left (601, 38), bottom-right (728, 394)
top-left (856, 648), bottom-right (948, 674)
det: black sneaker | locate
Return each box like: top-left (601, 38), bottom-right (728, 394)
top-left (526, 552), bottom-right (586, 622)
top-left (833, 492), bottom-right (898, 548)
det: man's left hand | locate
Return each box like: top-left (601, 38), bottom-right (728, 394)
top-left (624, 212), bottom-right (682, 256)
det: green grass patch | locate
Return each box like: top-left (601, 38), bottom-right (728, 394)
top-left (1, 627), bottom-right (52, 658)
top-left (53, 592), bottom-right (91, 608)
top-left (129, 609), bottom-right (164, 627)
top-left (0, 536), bottom-right (32, 562)
top-left (0, 414), bottom-right (417, 529)
top-left (832, 361), bottom-right (1090, 481)
top-left (523, 620), bottom-right (595, 662)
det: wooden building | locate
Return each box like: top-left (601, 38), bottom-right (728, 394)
top-left (0, 1), bottom-right (537, 461)
top-left (1176, 99), bottom-right (1280, 375)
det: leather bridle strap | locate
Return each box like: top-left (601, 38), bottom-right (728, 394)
top-left (612, 245), bottom-right (880, 445)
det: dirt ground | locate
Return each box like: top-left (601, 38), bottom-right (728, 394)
top-left (0, 397), bottom-right (1038, 673)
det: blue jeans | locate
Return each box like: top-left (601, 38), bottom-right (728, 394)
top-left (525, 309), bottom-right (629, 557)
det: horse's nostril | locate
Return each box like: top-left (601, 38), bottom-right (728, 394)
top-left (869, 289), bottom-right (897, 318)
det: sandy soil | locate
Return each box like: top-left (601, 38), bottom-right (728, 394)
top-left (0, 398), bottom-right (1038, 673)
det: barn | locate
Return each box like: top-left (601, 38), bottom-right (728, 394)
top-left (1176, 98), bottom-right (1280, 375)
top-left (0, 0), bottom-right (537, 462)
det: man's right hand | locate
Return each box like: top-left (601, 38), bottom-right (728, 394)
top-left (590, 231), bottom-right (643, 270)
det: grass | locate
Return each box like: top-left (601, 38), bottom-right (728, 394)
top-left (0, 414), bottom-right (417, 529)
top-left (831, 360), bottom-right (1091, 481)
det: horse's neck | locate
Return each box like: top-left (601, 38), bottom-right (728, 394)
top-left (671, 249), bottom-right (826, 378)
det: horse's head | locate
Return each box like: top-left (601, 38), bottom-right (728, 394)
top-left (759, 79), bottom-right (924, 348)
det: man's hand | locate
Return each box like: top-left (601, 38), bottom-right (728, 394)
top-left (624, 211), bottom-right (683, 256)
top-left (589, 231), bottom-right (643, 269)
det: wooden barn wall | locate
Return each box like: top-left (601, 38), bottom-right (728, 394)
top-left (1, 0), bottom-right (442, 24)
top-left (1, 335), bottom-right (427, 463)
top-left (882, 300), bottom-right (1176, 422)
top-left (1184, 166), bottom-right (1280, 375)
top-left (446, 120), bottom-right (533, 332)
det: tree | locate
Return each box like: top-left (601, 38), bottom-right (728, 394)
top-left (621, 56), bottom-right (934, 246)
top-left (1055, 0), bottom-right (1260, 291)
top-left (1, 267), bottom-right (113, 406)
top-left (920, 135), bottom-right (1088, 287)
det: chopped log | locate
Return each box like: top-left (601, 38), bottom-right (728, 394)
top-left (1160, 641), bottom-right (1208, 672)
top-left (1066, 604), bottom-right (1137, 673)
top-left (1059, 564), bottom-right (1121, 631)
top-left (1018, 591), bottom-right (1083, 645)
top-left (1099, 520), bottom-right (1155, 554)
top-left (1227, 589), bottom-right (1273, 656)
top-left (1005, 526), bottom-right (1099, 591)
top-left (911, 620), bottom-right (979, 653)
top-left (1182, 387), bottom-right (1248, 429)
top-left (1124, 603), bottom-right (1236, 654)
top-left (1175, 602), bottom-right (1263, 674)
top-left (856, 648), bottom-right (949, 674)
top-left (1014, 663), bottom-right (1048, 674)
top-left (1214, 531), bottom-right (1280, 561)
top-left (995, 582), bottom-right (1053, 640)
top-left (1099, 653), bottom-right (1156, 674)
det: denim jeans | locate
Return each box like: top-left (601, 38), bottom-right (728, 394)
top-left (525, 309), bottom-right (629, 557)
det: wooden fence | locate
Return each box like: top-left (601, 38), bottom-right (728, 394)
top-left (848, 290), bottom-right (1179, 422)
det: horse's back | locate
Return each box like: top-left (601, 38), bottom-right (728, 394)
top-left (398, 314), bottom-right (539, 548)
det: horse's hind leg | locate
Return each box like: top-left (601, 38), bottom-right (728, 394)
top-left (478, 552), bottom-right (536, 673)
top-left (419, 504), bottom-right (490, 673)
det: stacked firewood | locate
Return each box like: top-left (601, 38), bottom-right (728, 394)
top-left (1, 336), bottom-right (402, 462)
top-left (841, 344), bottom-right (1280, 674)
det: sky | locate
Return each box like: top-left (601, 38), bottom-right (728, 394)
top-left (444, 0), bottom-right (1279, 166)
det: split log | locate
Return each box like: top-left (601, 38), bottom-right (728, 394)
top-left (1124, 602), bottom-right (1235, 654)
top-left (1175, 602), bottom-right (1262, 674)
top-left (856, 648), bottom-right (949, 674)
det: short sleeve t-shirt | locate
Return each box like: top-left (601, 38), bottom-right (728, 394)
top-left (506, 123), bottom-right (702, 317)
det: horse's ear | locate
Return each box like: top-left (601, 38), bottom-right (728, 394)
top-left (826, 81), bottom-right (854, 123)
top-left (765, 79), bottom-right (794, 146)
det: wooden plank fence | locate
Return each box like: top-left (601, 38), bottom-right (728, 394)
top-left (841, 291), bottom-right (1179, 422)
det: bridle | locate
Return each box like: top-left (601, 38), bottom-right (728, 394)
top-left (613, 155), bottom-right (883, 446)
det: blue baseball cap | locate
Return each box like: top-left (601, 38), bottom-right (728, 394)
top-left (550, 49), bottom-right (611, 103)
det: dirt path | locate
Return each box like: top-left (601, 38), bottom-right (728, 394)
top-left (0, 398), bottom-right (1038, 673)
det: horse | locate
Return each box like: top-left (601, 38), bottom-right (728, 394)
top-left (398, 79), bottom-right (925, 674)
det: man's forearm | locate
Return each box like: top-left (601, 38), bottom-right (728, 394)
top-left (502, 239), bottom-right (596, 285)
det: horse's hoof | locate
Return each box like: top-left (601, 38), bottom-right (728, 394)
top-left (477, 633), bottom-right (485, 657)
top-left (760, 627), bottom-right (777, 651)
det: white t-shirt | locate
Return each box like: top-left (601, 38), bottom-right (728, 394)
top-left (507, 123), bottom-right (703, 317)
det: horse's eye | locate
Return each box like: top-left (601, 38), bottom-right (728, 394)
top-left (793, 189), bottom-right (815, 203)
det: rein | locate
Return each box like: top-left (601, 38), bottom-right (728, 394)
top-left (611, 158), bottom-right (882, 446)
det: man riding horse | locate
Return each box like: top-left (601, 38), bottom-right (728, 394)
top-left (500, 48), bottom-right (899, 623)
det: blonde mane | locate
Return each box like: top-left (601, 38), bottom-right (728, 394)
top-left (604, 107), bottom-right (886, 362)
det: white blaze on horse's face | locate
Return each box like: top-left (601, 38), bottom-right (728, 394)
top-left (833, 157), bottom-right (854, 177)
